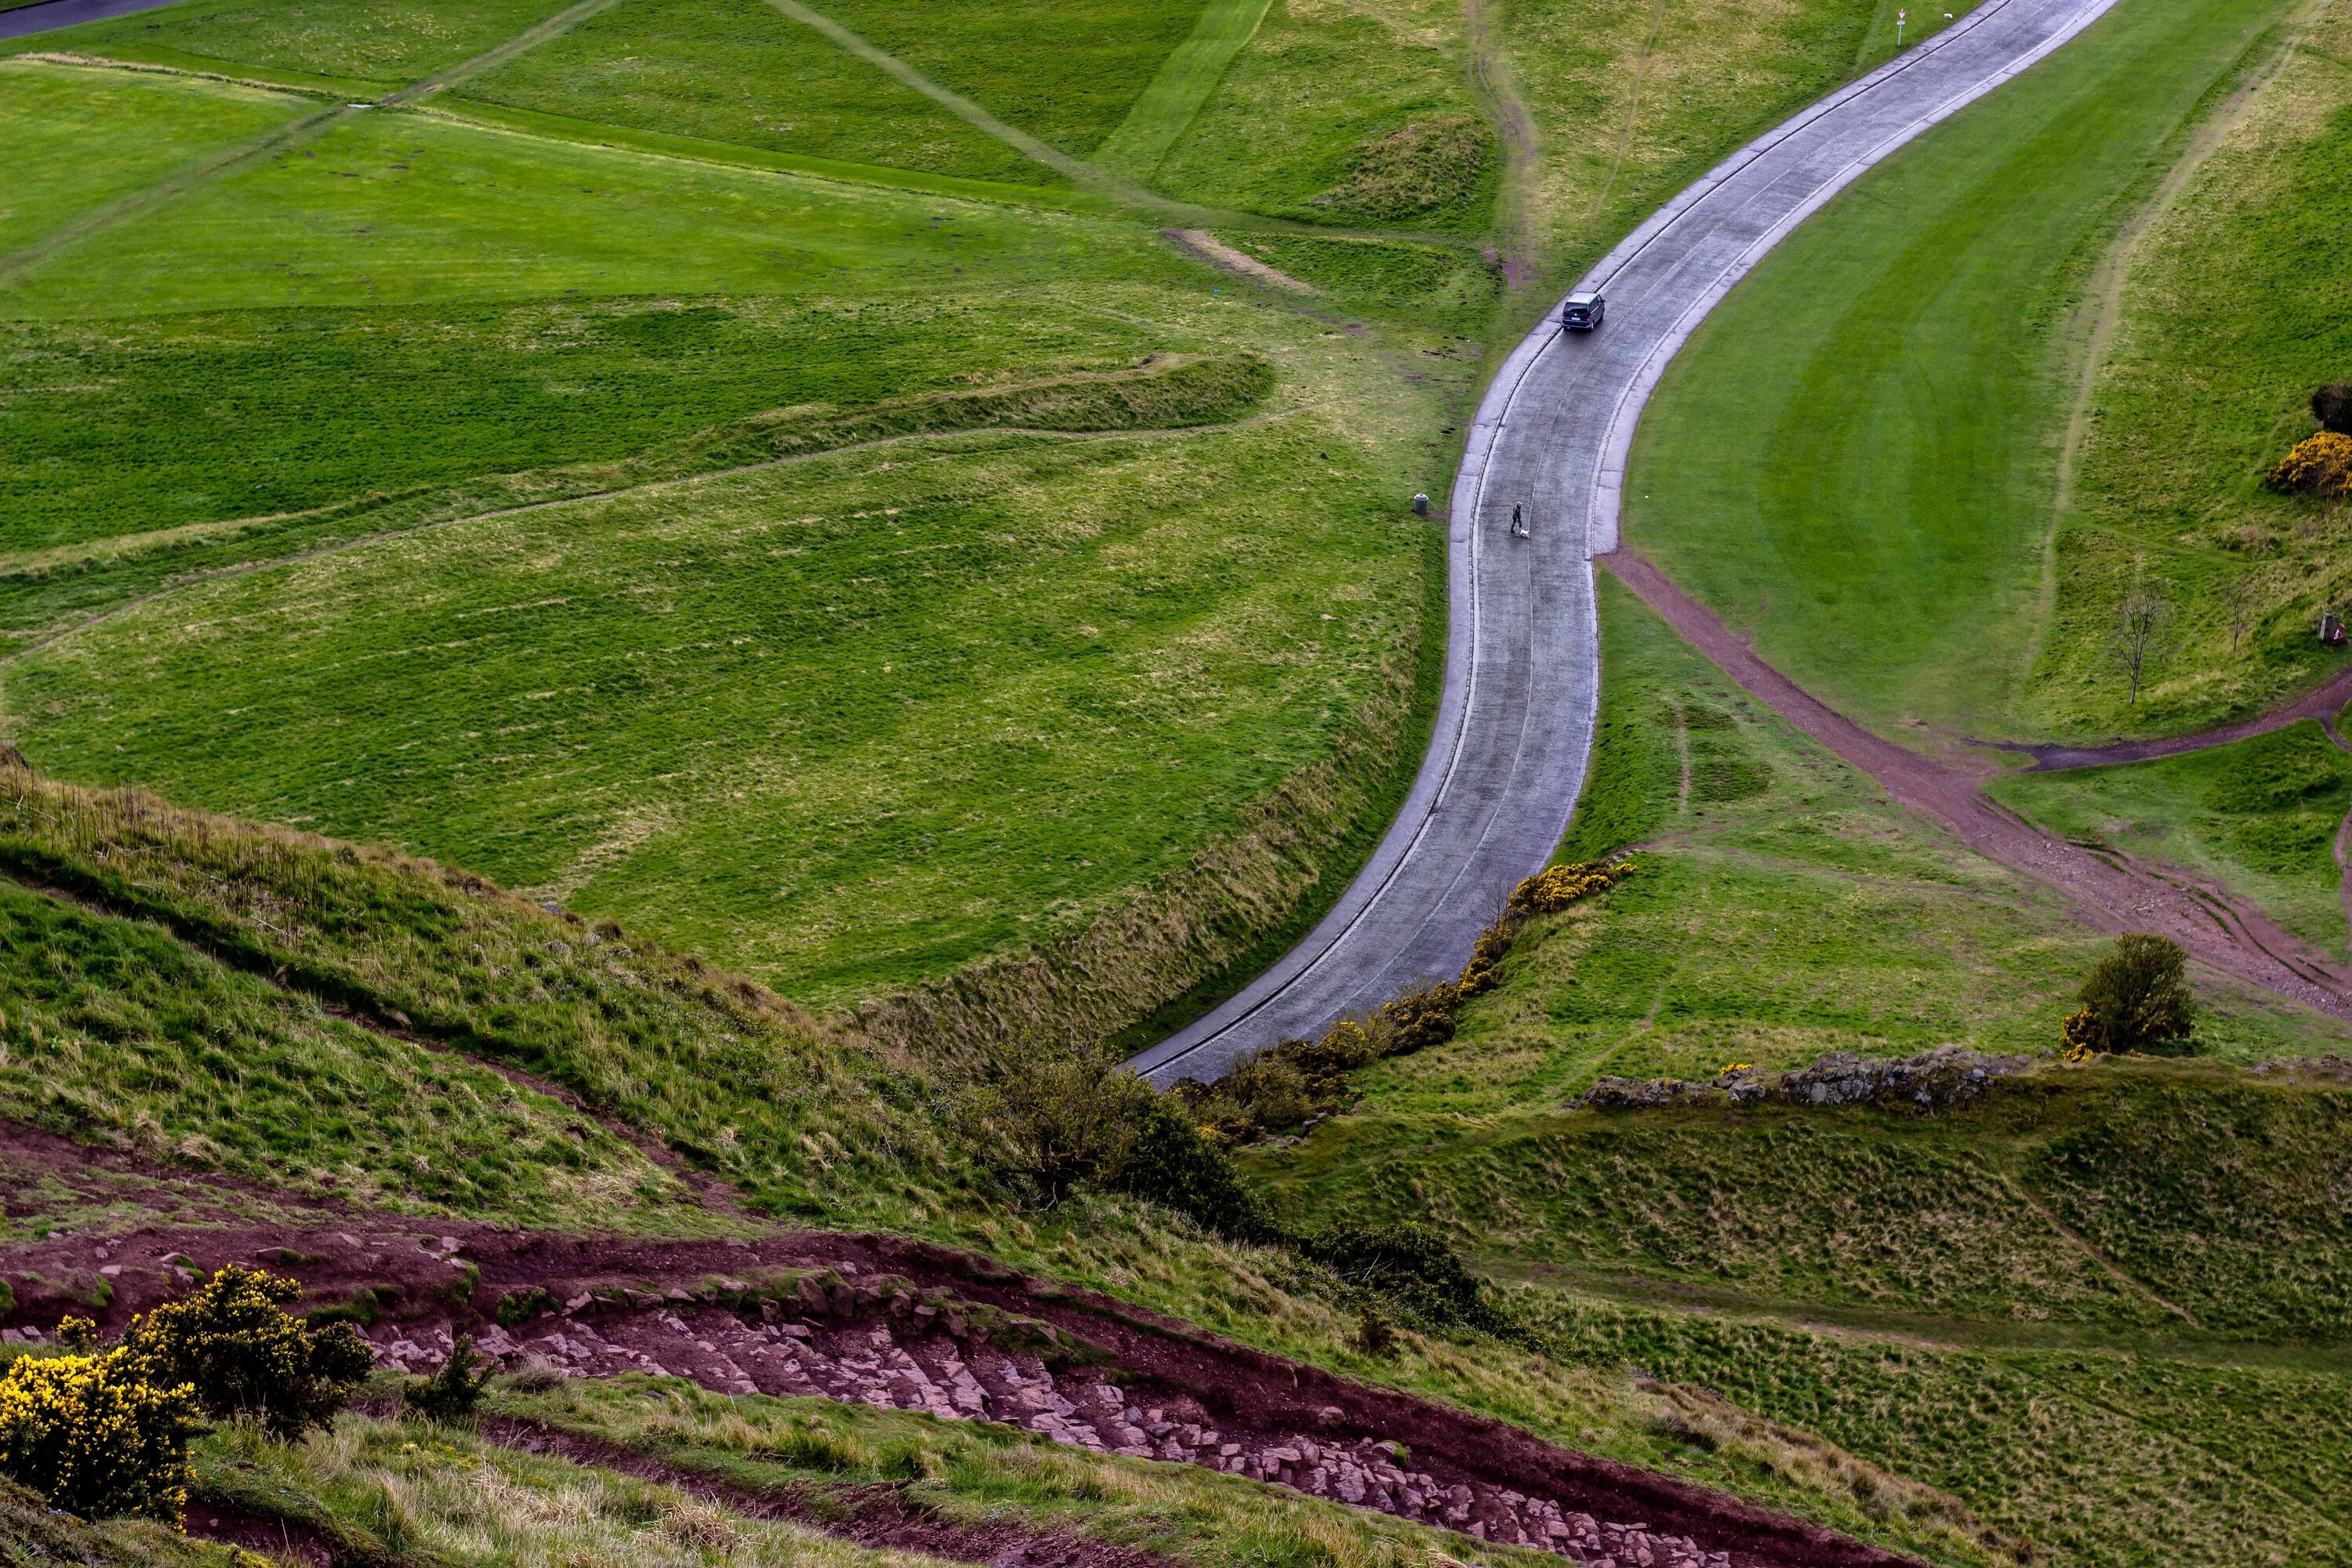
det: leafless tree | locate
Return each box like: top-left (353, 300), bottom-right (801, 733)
top-left (2222, 572), bottom-right (2267, 652)
top-left (2111, 579), bottom-right (2176, 705)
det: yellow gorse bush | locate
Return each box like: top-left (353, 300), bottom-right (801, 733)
top-left (2266, 431), bottom-right (2352, 499)
top-left (1509, 857), bottom-right (1634, 916)
top-left (0, 1349), bottom-right (202, 1521)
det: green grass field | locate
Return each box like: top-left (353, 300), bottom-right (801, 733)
top-left (0, 0), bottom-right (1924, 1027)
top-left (0, 61), bottom-right (310, 258)
top-left (445, 0), bottom-right (1049, 184)
top-left (2027, 0), bottom-right (2352, 734)
top-left (1624, 0), bottom-right (2299, 742)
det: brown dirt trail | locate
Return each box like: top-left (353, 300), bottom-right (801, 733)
top-left (1603, 550), bottom-right (2352, 1022)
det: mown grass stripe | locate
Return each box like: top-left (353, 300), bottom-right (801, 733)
top-left (1091, 0), bottom-right (1272, 180)
top-left (757, 0), bottom-right (1240, 225)
top-left (385, 0), bottom-right (631, 105)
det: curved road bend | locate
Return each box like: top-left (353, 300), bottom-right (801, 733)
top-left (1130, 0), bottom-right (2125, 1087)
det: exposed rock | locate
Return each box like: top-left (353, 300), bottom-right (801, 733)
top-left (381, 1301), bottom-right (1724, 1568)
top-left (1575, 1047), bottom-right (2031, 1112)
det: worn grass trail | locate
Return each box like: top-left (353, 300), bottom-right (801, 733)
top-left (0, 0), bottom-right (646, 286)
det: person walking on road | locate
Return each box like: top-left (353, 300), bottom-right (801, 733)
top-left (1511, 503), bottom-right (1530, 539)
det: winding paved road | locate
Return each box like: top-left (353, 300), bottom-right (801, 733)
top-left (1130, 0), bottom-right (2125, 1086)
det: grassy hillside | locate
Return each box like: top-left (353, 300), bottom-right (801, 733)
top-left (1623, 0), bottom-right (2299, 741)
top-left (1228, 583), bottom-right (2352, 1568)
top-left (2028, 0), bottom-right (2352, 733)
top-left (0, 764), bottom-right (2016, 1568)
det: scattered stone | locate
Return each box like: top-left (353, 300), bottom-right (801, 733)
top-left (372, 1287), bottom-right (1724, 1568)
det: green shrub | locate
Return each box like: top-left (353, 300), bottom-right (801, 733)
top-left (1114, 1093), bottom-right (1279, 1244)
top-left (1304, 1220), bottom-right (1518, 1338)
top-left (956, 1052), bottom-right (1157, 1206)
top-left (403, 1336), bottom-right (492, 1425)
top-left (122, 1266), bottom-right (372, 1439)
top-left (2314, 379), bottom-right (2352, 435)
top-left (2070, 933), bottom-right (2198, 1056)
top-left (958, 1050), bottom-right (1276, 1241)
top-left (0, 1352), bottom-right (202, 1522)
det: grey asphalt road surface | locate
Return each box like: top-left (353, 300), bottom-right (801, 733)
top-left (0, 0), bottom-right (183, 40)
top-left (1129, 0), bottom-right (2123, 1087)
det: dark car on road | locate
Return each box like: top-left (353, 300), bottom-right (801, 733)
top-left (1559, 291), bottom-right (1605, 332)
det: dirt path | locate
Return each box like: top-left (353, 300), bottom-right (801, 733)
top-left (1, 1221), bottom-right (1917, 1568)
top-left (1603, 550), bottom-right (2352, 1023)
top-left (1461, 0), bottom-right (1538, 286)
top-left (1166, 229), bottom-right (1313, 292)
top-left (1980, 659), bottom-right (2352, 772)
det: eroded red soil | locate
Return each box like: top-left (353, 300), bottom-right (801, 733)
top-left (2, 1218), bottom-right (1921, 1568)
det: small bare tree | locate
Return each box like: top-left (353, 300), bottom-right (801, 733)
top-left (2222, 572), bottom-right (2267, 652)
top-left (2111, 579), bottom-right (2176, 705)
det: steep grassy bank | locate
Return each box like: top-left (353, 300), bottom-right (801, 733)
top-left (1623, 0), bottom-right (2300, 740)
top-left (0, 765), bottom-right (2020, 1566)
top-left (1261, 1059), bottom-right (2352, 1343)
top-left (2027, 0), bottom-right (2352, 733)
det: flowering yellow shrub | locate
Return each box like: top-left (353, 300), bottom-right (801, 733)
top-left (0, 1351), bottom-right (201, 1521)
top-left (2266, 431), bottom-right (2352, 498)
top-left (1509, 858), bottom-right (1634, 916)
top-left (123, 1265), bottom-right (372, 1439)
top-left (2060, 1007), bottom-right (2100, 1061)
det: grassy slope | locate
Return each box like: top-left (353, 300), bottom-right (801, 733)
top-left (1504, 0), bottom-right (1911, 291)
top-left (1426, 578), bottom-right (2342, 1093)
top-left (48, 0), bottom-right (577, 86)
top-left (0, 108), bottom-right (1173, 320)
top-left (1624, 0), bottom-right (2297, 742)
top-left (2028, 0), bottom-right (2352, 734)
top-left (0, 59), bottom-right (1446, 1011)
top-left (1987, 722), bottom-right (2352, 955)
top-left (1229, 590), bottom-right (2352, 1568)
top-left (0, 60), bottom-right (310, 256)
top-left (814, 0), bottom-right (1202, 157)
top-left (0, 295), bottom-right (1205, 558)
top-left (14, 761), bottom-right (2337, 1568)
top-left (448, 0), bottom-right (1046, 184)
top-left (8, 399), bottom-right (1428, 1005)
top-left (0, 769), bottom-right (2016, 1568)
top-left (1145, 0), bottom-right (1494, 227)
top-left (0, 878), bottom-right (706, 1229)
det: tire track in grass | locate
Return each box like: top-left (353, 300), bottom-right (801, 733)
top-left (759, 0), bottom-right (1175, 215)
top-left (0, 99), bottom-right (352, 291)
top-left (383, 0), bottom-right (635, 105)
top-left (0, 0), bottom-right (648, 289)
top-left (1588, 0), bottom-right (1671, 223)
